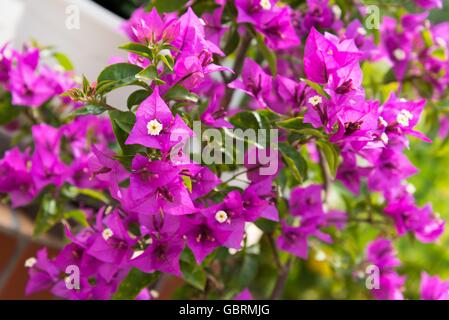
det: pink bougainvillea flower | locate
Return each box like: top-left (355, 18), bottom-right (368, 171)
top-left (289, 185), bottom-right (324, 218)
top-left (228, 58), bottom-right (272, 108)
top-left (121, 8), bottom-right (179, 45)
top-left (414, 0), bottom-right (442, 9)
top-left (302, 0), bottom-right (335, 32)
top-left (304, 28), bottom-right (361, 84)
top-left (277, 218), bottom-right (332, 259)
top-left (200, 94), bottom-right (233, 128)
top-left (379, 93), bottom-right (431, 144)
top-left (365, 238), bottom-right (405, 300)
top-left (384, 197), bottom-right (444, 243)
top-left (25, 249), bottom-right (60, 296)
top-left (9, 47), bottom-right (56, 107)
top-left (420, 272), bottom-right (449, 300)
top-left (181, 211), bottom-right (235, 264)
top-left (0, 147), bottom-right (35, 207)
top-left (126, 87), bottom-right (193, 153)
top-left (234, 288), bottom-right (254, 300)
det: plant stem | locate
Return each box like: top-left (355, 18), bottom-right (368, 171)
top-left (222, 32), bottom-right (252, 110)
top-left (267, 234), bottom-right (282, 270)
top-left (270, 257), bottom-right (293, 300)
top-left (318, 148), bottom-right (332, 201)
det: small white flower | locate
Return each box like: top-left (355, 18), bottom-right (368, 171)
top-left (131, 250), bottom-right (144, 260)
top-left (308, 95), bottom-right (323, 106)
top-left (405, 182), bottom-right (416, 194)
top-left (215, 210), bottom-right (228, 223)
top-left (3, 48), bottom-right (12, 59)
top-left (25, 257), bottom-right (37, 268)
top-left (315, 250), bottom-right (327, 261)
top-left (393, 48), bottom-right (406, 61)
top-left (332, 5), bottom-right (342, 19)
top-left (105, 206), bottom-right (113, 215)
top-left (436, 37), bottom-right (447, 48)
top-left (378, 116), bottom-right (388, 127)
top-left (150, 290), bottom-right (160, 299)
top-left (102, 228), bottom-right (114, 241)
top-left (357, 27), bottom-right (367, 36)
top-left (147, 119), bottom-right (163, 136)
top-left (260, 0), bottom-right (272, 10)
top-left (396, 109), bottom-right (413, 126)
top-left (292, 216), bottom-right (302, 227)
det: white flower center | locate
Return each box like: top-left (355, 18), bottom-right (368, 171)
top-left (25, 257), bottom-right (37, 268)
top-left (147, 119), bottom-right (163, 136)
top-left (357, 27), bottom-right (367, 36)
top-left (381, 132), bottom-right (389, 144)
top-left (315, 250), bottom-right (327, 261)
top-left (393, 48), bottom-right (406, 61)
top-left (260, 0), bottom-right (272, 10)
top-left (308, 95), bottom-right (323, 106)
top-left (215, 210), bottom-right (228, 223)
top-left (332, 5), bottom-right (342, 19)
top-left (436, 37), bottom-right (447, 48)
top-left (150, 290), bottom-right (160, 299)
top-left (405, 182), bottom-right (416, 194)
top-left (396, 109), bottom-right (413, 126)
top-left (131, 250), bottom-right (144, 259)
top-left (102, 228), bottom-right (114, 241)
top-left (378, 116), bottom-right (388, 127)
top-left (2, 48), bottom-right (12, 59)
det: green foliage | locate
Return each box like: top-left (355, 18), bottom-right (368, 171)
top-left (113, 269), bottom-right (160, 300)
top-left (0, 94), bottom-right (21, 125)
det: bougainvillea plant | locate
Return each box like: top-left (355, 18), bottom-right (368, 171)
top-left (1, 0), bottom-right (449, 300)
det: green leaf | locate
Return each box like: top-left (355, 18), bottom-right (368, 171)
top-left (182, 175), bottom-right (193, 192)
top-left (279, 142), bottom-right (308, 183)
top-left (136, 65), bottom-right (162, 83)
top-left (109, 110), bottom-right (140, 156)
top-left (119, 42), bottom-right (153, 60)
top-left (300, 78), bottom-right (330, 99)
top-left (73, 103), bottom-right (108, 116)
top-left (431, 47), bottom-right (447, 61)
top-left (113, 269), bottom-right (159, 300)
top-left (82, 75), bottom-right (90, 93)
top-left (422, 28), bottom-right (434, 48)
top-left (159, 54), bottom-right (174, 72)
top-left (97, 63), bottom-right (143, 93)
top-left (316, 140), bottom-right (339, 178)
top-left (191, 0), bottom-right (220, 15)
top-left (180, 249), bottom-right (207, 291)
top-left (230, 111), bottom-right (271, 130)
top-left (255, 219), bottom-right (276, 233)
top-left (224, 23), bottom-right (240, 55)
top-left (276, 117), bottom-right (325, 138)
top-left (54, 52), bottom-right (74, 71)
top-left (164, 84), bottom-right (199, 103)
top-left (147, 0), bottom-right (189, 12)
top-left (127, 89), bottom-right (151, 110)
top-left (34, 193), bottom-right (64, 236)
top-left (76, 188), bottom-right (110, 204)
top-left (257, 108), bottom-right (282, 122)
top-left (0, 94), bottom-right (21, 125)
top-left (255, 32), bottom-right (277, 75)
top-left (64, 210), bottom-right (89, 227)
top-left (238, 254), bottom-right (258, 287)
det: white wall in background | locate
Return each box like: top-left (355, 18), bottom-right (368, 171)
top-left (0, 0), bottom-right (130, 108)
